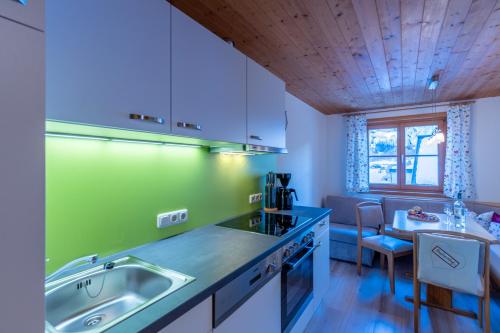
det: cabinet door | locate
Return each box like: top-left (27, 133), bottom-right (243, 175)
top-left (158, 297), bottom-right (212, 333)
top-left (313, 228), bottom-right (330, 308)
top-left (171, 7), bottom-right (246, 143)
top-left (247, 57), bottom-right (286, 148)
top-left (0, 0), bottom-right (44, 30)
top-left (0, 18), bottom-right (44, 332)
top-left (214, 273), bottom-right (281, 333)
top-left (46, 0), bottom-right (171, 134)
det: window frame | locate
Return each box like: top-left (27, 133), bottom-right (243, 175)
top-left (367, 113), bottom-right (447, 194)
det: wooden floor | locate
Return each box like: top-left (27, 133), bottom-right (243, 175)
top-left (305, 257), bottom-right (500, 333)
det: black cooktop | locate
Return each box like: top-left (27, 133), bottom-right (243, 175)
top-left (216, 211), bottom-right (312, 237)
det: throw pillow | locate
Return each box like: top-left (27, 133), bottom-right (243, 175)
top-left (475, 211), bottom-right (494, 230)
top-left (489, 221), bottom-right (500, 240)
top-left (492, 212), bottom-right (500, 222)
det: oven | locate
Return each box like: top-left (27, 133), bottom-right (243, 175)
top-left (281, 232), bottom-right (316, 332)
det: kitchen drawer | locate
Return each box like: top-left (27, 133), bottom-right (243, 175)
top-left (313, 217), bottom-right (329, 236)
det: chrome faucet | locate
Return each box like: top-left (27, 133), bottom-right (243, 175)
top-left (45, 254), bottom-right (99, 283)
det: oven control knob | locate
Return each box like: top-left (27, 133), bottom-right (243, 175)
top-left (266, 263), bottom-right (276, 274)
top-left (284, 249), bottom-right (291, 258)
top-left (294, 243), bottom-right (300, 249)
top-left (288, 246), bottom-right (295, 254)
top-left (302, 236), bottom-right (308, 244)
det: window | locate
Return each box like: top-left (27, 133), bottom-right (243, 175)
top-left (368, 113), bottom-right (446, 193)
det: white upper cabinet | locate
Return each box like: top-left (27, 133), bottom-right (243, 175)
top-left (247, 58), bottom-right (286, 148)
top-left (46, 0), bottom-right (171, 134)
top-left (171, 6), bottom-right (246, 143)
top-left (0, 0), bottom-right (44, 30)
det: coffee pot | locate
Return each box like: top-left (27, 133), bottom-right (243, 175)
top-left (276, 173), bottom-right (298, 210)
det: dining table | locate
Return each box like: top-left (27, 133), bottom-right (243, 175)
top-left (392, 209), bottom-right (498, 318)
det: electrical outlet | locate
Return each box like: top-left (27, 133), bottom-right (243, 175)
top-left (249, 193), bottom-right (263, 204)
top-left (179, 209), bottom-right (188, 223)
top-left (157, 209), bottom-right (188, 229)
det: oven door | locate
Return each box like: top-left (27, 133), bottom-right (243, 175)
top-left (281, 241), bottom-right (316, 332)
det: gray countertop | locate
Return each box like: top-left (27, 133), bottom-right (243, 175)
top-left (100, 206), bottom-right (331, 333)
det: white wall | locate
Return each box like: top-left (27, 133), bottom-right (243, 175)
top-left (326, 115), bottom-right (346, 195)
top-left (471, 97), bottom-right (500, 202)
top-left (324, 96), bottom-right (500, 203)
top-left (277, 93), bottom-right (328, 207)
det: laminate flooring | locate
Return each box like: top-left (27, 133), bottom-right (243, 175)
top-left (305, 257), bottom-right (500, 333)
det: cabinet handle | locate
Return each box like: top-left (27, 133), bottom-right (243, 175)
top-left (249, 135), bottom-right (263, 141)
top-left (129, 113), bottom-right (165, 125)
top-left (285, 110), bottom-right (288, 131)
top-left (319, 220), bottom-right (327, 227)
top-left (317, 241), bottom-right (322, 247)
top-left (177, 122), bottom-right (202, 131)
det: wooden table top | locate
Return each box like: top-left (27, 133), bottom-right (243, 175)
top-left (392, 210), bottom-right (498, 243)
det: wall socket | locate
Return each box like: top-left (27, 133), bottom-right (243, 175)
top-left (249, 193), bottom-right (262, 204)
top-left (157, 209), bottom-right (188, 229)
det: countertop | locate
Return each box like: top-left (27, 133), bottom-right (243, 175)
top-left (97, 206), bottom-right (331, 332)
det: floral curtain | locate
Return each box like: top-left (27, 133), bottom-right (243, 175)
top-left (444, 104), bottom-right (474, 199)
top-left (345, 114), bottom-right (369, 193)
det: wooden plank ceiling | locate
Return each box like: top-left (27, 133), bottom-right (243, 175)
top-left (171, 0), bottom-right (500, 114)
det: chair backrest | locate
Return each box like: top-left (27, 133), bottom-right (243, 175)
top-left (413, 231), bottom-right (490, 297)
top-left (355, 202), bottom-right (385, 240)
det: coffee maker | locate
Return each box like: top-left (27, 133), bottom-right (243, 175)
top-left (276, 173), bottom-right (298, 210)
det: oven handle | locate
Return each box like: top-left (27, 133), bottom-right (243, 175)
top-left (285, 244), bottom-right (319, 271)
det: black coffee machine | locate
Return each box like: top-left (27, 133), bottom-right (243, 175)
top-left (276, 173), bottom-right (298, 210)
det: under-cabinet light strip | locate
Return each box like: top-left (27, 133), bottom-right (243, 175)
top-left (220, 152), bottom-right (255, 156)
top-left (45, 132), bottom-right (202, 148)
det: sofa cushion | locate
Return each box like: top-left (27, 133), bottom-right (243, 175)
top-left (466, 202), bottom-right (500, 215)
top-left (491, 244), bottom-right (500, 286)
top-left (383, 197), bottom-right (452, 226)
top-left (329, 223), bottom-right (378, 245)
top-left (384, 224), bottom-right (412, 241)
top-left (330, 240), bottom-right (374, 266)
top-left (326, 195), bottom-right (382, 226)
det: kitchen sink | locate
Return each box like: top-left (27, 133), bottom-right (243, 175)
top-left (45, 256), bottom-right (195, 333)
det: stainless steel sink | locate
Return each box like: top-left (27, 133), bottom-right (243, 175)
top-left (45, 256), bottom-right (195, 333)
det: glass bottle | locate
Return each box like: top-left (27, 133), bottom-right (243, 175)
top-left (453, 191), bottom-right (466, 227)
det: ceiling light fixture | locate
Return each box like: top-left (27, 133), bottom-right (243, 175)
top-left (427, 73), bottom-right (445, 145)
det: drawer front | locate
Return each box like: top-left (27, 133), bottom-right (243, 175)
top-left (313, 217), bottom-right (329, 236)
top-left (0, 0), bottom-right (44, 30)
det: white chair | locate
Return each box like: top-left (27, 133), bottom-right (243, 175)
top-left (412, 231), bottom-right (491, 333)
top-left (356, 202), bottom-right (413, 294)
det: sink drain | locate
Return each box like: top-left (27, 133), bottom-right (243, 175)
top-left (84, 314), bottom-right (104, 327)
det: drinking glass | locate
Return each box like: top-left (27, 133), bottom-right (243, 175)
top-left (443, 204), bottom-right (453, 225)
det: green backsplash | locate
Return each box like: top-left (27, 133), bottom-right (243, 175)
top-left (46, 136), bottom-right (276, 274)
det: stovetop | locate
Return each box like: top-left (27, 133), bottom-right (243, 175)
top-left (216, 211), bottom-right (312, 237)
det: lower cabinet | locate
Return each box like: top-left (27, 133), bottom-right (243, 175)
top-left (313, 221), bottom-right (330, 308)
top-left (158, 297), bottom-right (212, 333)
top-left (214, 273), bottom-right (281, 333)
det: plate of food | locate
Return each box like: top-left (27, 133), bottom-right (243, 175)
top-left (407, 206), bottom-right (440, 222)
